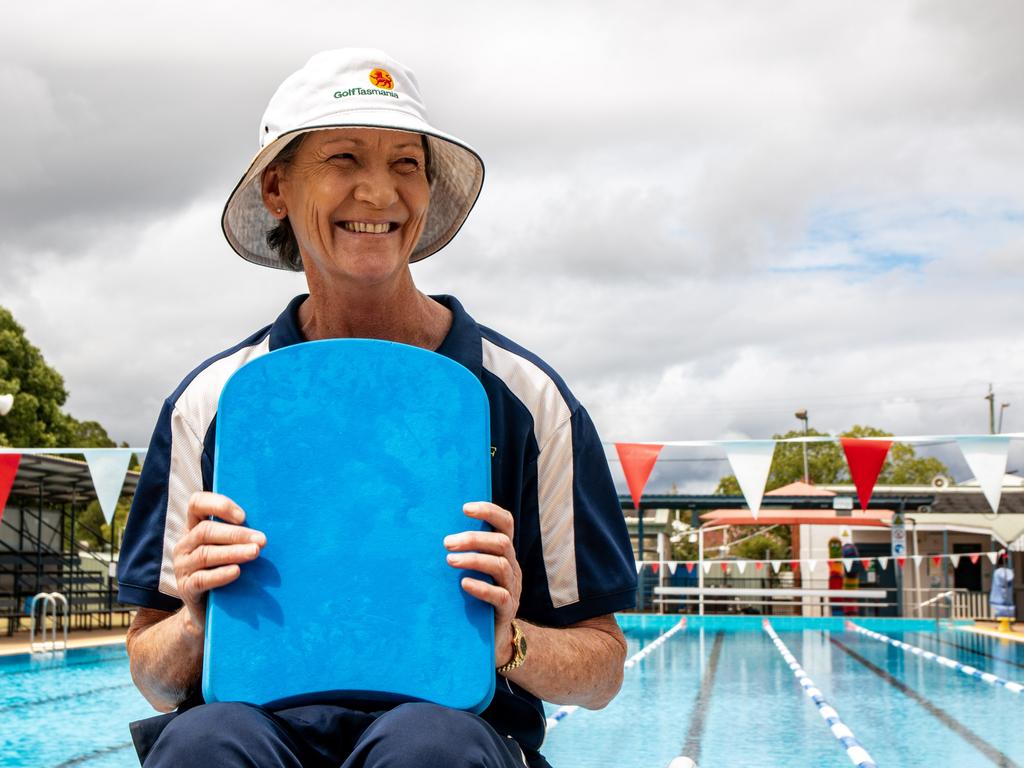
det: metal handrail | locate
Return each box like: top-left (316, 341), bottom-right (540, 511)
top-left (918, 589), bottom-right (955, 609)
top-left (29, 592), bottom-right (68, 653)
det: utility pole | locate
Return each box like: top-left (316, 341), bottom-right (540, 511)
top-left (985, 384), bottom-right (995, 434)
top-left (795, 409), bottom-right (810, 484)
top-left (999, 403), bottom-right (1010, 434)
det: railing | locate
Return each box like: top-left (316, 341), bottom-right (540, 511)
top-left (914, 588), bottom-right (990, 620)
top-left (29, 592), bottom-right (68, 653)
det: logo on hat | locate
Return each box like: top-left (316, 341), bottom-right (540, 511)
top-left (368, 68), bottom-right (394, 90)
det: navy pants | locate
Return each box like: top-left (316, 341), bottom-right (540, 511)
top-left (139, 701), bottom-right (542, 767)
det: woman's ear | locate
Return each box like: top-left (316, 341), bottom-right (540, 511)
top-left (261, 165), bottom-right (288, 220)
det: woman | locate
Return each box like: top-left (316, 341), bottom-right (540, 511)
top-left (118, 49), bottom-right (637, 768)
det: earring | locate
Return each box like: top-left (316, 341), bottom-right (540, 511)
top-left (276, 207), bottom-right (283, 214)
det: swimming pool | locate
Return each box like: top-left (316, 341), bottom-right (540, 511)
top-left (3, 616), bottom-right (1023, 767)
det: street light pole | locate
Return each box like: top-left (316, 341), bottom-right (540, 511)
top-left (998, 403), bottom-right (1010, 434)
top-left (795, 409), bottom-right (810, 484)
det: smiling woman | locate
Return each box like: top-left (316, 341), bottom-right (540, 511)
top-left (116, 47), bottom-right (637, 768)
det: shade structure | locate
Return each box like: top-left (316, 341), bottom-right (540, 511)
top-left (700, 509), bottom-right (892, 527)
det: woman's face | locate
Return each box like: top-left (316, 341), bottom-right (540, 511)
top-left (263, 127), bottom-right (430, 286)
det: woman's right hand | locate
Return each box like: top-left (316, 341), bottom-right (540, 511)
top-left (172, 492), bottom-right (266, 635)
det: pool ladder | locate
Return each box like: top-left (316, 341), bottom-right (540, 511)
top-left (29, 592), bottom-right (68, 653)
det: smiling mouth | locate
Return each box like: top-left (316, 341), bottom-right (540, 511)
top-left (338, 221), bottom-right (398, 234)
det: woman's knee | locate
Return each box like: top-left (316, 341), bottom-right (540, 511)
top-left (358, 703), bottom-right (513, 767)
top-left (145, 702), bottom-right (300, 767)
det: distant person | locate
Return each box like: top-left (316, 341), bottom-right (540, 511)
top-left (990, 551), bottom-right (1015, 620)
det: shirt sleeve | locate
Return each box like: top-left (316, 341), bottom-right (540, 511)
top-left (520, 405), bottom-right (637, 627)
top-left (117, 399), bottom-right (205, 612)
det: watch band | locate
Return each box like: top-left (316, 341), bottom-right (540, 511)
top-left (496, 619), bottom-right (527, 674)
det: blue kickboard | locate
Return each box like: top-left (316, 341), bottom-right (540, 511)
top-left (203, 339), bottom-right (494, 712)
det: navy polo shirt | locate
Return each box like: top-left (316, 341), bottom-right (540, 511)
top-left (118, 293), bottom-right (636, 752)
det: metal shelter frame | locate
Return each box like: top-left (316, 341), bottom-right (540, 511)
top-left (0, 453), bottom-right (140, 635)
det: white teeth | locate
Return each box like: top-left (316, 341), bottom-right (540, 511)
top-left (342, 221), bottom-right (391, 234)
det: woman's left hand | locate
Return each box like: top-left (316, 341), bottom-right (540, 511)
top-left (444, 501), bottom-right (522, 666)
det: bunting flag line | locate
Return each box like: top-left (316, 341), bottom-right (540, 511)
top-left (83, 449), bottom-right (135, 524)
top-left (0, 453), bottom-right (21, 525)
top-left (723, 440), bottom-right (776, 519)
top-left (648, 551), bottom-right (1007, 575)
top-left (615, 443), bottom-right (663, 511)
top-left (956, 436), bottom-right (1011, 515)
top-left (618, 433), bottom-right (1024, 448)
top-left (840, 437), bottom-right (892, 511)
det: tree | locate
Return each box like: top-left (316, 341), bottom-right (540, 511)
top-left (715, 424), bottom-right (950, 493)
top-left (2, 305), bottom-right (129, 549)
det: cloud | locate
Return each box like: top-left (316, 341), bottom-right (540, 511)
top-left (1, 0), bottom-right (1023, 496)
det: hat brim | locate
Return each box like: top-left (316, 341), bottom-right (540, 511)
top-left (221, 110), bottom-right (484, 271)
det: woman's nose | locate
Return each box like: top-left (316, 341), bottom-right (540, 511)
top-left (352, 165), bottom-right (399, 208)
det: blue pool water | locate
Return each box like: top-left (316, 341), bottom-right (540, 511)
top-left (3, 616), bottom-right (1023, 767)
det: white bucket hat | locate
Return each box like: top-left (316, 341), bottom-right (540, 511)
top-left (222, 48), bottom-right (485, 270)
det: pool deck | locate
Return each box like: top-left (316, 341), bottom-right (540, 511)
top-left (0, 627), bottom-right (128, 656)
top-left (957, 620), bottom-right (1024, 643)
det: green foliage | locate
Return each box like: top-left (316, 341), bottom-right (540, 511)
top-left (731, 531), bottom-right (789, 561)
top-left (714, 424), bottom-right (950, 493)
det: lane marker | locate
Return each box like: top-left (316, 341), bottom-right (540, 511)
top-left (762, 620), bottom-right (877, 768)
top-left (545, 618), bottom-right (687, 731)
top-left (849, 622), bottom-right (1024, 694)
top-left (674, 631), bottom-right (724, 767)
top-left (831, 636), bottom-right (1021, 768)
top-left (910, 631), bottom-right (1024, 672)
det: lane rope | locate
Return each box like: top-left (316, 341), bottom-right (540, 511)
top-left (848, 622), bottom-right (1024, 694)
top-left (545, 617), bottom-right (687, 731)
top-left (762, 620), bottom-right (877, 768)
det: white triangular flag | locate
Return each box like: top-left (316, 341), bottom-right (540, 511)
top-left (956, 436), bottom-right (1010, 514)
top-left (949, 554), bottom-right (961, 568)
top-left (770, 560), bottom-right (782, 574)
top-left (912, 555), bottom-right (923, 568)
top-left (987, 551), bottom-right (999, 565)
top-left (736, 560), bottom-right (747, 574)
top-left (878, 556), bottom-right (889, 570)
top-left (842, 557), bottom-right (854, 572)
top-left (667, 561), bottom-right (678, 575)
top-left (806, 559), bottom-right (818, 573)
top-left (635, 561), bottom-right (643, 574)
top-left (702, 561), bottom-right (713, 574)
top-left (724, 440), bottom-right (776, 519)
top-left (84, 449), bottom-right (134, 524)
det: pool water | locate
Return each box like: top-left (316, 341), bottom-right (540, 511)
top-left (2, 616), bottom-right (1023, 767)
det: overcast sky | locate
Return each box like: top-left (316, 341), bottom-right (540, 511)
top-left (2, 0), bottom-right (1022, 492)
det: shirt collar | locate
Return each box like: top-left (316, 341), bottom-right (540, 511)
top-left (268, 293), bottom-right (483, 380)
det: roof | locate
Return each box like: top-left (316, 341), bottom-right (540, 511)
top-left (700, 509), bottom-right (891, 527)
top-left (904, 512), bottom-right (1024, 548)
top-left (766, 481), bottom-right (835, 497)
top-left (3, 453), bottom-right (140, 506)
top-left (825, 484), bottom-right (1024, 515)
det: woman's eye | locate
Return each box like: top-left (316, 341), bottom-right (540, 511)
top-left (330, 153), bottom-right (356, 162)
top-left (395, 157), bottom-right (421, 171)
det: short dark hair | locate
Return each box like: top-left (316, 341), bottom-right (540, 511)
top-left (264, 133), bottom-right (434, 271)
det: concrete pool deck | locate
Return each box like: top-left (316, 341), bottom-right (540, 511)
top-left (0, 627), bottom-right (128, 656)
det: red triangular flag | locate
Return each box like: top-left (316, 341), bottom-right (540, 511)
top-left (840, 437), bottom-right (892, 511)
top-left (720, 562), bottom-right (729, 572)
top-left (791, 560), bottom-right (800, 571)
top-left (861, 559), bottom-right (871, 570)
top-left (969, 554), bottom-right (980, 565)
top-left (685, 562), bottom-right (696, 574)
top-left (755, 561), bottom-right (764, 571)
top-left (897, 557), bottom-right (906, 568)
top-left (931, 555), bottom-right (942, 566)
top-left (650, 563), bottom-right (660, 574)
top-left (0, 454), bottom-right (20, 525)
top-left (615, 443), bottom-right (664, 510)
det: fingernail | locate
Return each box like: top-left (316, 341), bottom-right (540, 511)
top-left (249, 533), bottom-right (265, 546)
top-left (443, 535), bottom-right (457, 549)
top-left (447, 554), bottom-right (460, 564)
top-left (247, 544), bottom-right (260, 557)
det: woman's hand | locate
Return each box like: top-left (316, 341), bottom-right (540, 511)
top-left (172, 492), bottom-right (266, 636)
top-left (444, 502), bottom-right (522, 666)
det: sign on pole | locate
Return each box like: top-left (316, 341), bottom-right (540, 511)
top-left (891, 512), bottom-right (906, 557)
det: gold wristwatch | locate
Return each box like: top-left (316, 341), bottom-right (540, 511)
top-left (496, 620), bottom-right (527, 674)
